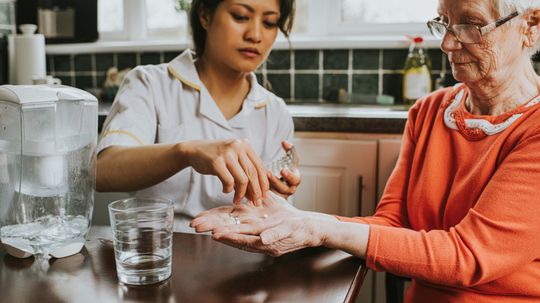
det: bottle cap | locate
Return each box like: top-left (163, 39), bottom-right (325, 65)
top-left (413, 36), bottom-right (423, 43)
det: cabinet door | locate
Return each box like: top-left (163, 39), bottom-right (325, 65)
top-left (293, 137), bottom-right (377, 217)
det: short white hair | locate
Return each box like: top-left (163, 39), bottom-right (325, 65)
top-left (493, 0), bottom-right (540, 55)
top-left (494, 0), bottom-right (540, 16)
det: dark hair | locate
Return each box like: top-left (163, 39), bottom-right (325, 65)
top-left (189, 0), bottom-right (295, 57)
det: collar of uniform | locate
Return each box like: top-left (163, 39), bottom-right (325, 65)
top-left (167, 49), bottom-right (268, 129)
top-left (227, 74), bottom-right (270, 129)
top-left (167, 49), bottom-right (202, 91)
top-left (167, 49), bottom-right (231, 129)
top-left (244, 73), bottom-right (269, 109)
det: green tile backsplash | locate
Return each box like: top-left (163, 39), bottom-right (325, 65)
top-left (47, 48), bottom-right (455, 104)
top-left (323, 74), bottom-right (348, 102)
top-left (295, 50), bottom-right (319, 70)
top-left (353, 50), bottom-right (379, 70)
top-left (352, 74), bottom-right (379, 96)
top-left (295, 74), bottom-right (319, 100)
top-left (267, 50), bottom-right (291, 70)
top-left (323, 50), bottom-right (349, 70)
top-left (266, 73), bottom-right (291, 99)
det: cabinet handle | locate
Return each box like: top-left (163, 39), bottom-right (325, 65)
top-left (358, 175), bottom-right (364, 217)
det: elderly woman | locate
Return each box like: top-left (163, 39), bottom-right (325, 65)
top-left (191, 0), bottom-right (540, 302)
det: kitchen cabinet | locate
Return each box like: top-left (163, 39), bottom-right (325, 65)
top-left (293, 137), bottom-right (377, 217)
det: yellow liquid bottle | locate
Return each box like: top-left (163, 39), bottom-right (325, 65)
top-left (403, 36), bottom-right (432, 105)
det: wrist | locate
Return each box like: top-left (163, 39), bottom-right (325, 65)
top-left (174, 141), bottom-right (193, 169)
top-left (309, 218), bottom-right (331, 247)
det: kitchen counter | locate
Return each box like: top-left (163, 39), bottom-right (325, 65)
top-left (98, 102), bottom-right (409, 134)
top-left (287, 104), bottom-right (408, 133)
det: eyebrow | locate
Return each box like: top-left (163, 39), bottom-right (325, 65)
top-left (233, 3), bottom-right (279, 16)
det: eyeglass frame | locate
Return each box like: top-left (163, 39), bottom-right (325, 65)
top-left (427, 11), bottom-right (519, 44)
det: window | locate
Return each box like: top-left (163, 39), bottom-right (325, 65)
top-left (97, 0), bottom-right (439, 42)
top-left (146, 0), bottom-right (188, 39)
top-left (334, 0), bottom-right (438, 35)
top-left (295, 0), bottom-right (439, 37)
top-left (98, 0), bottom-right (123, 37)
top-left (98, 0), bottom-right (188, 41)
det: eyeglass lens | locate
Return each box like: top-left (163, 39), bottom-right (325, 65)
top-left (429, 22), bottom-right (481, 43)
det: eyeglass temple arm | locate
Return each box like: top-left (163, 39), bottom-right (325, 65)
top-left (480, 11), bottom-right (519, 35)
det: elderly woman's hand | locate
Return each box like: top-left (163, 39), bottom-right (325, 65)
top-left (212, 215), bottom-right (328, 257)
top-left (192, 192), bottom-right (337, 256)
top-left (190, 191), bottom-right (298, 233)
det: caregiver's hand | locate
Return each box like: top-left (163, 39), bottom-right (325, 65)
top-left (268, 141), bottom-right (301, 199)
top-left (181, 138), bottom-right (269, 204)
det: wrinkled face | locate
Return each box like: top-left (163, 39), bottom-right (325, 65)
top-left (203, 0), bottom-right (280, 73)
top-left (438, 0), bottom-right (523, 85)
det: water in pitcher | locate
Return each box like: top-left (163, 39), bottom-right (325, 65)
top-left (0, 144), bottom-right (94, 256)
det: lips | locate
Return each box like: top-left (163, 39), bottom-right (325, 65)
top-left (239, 48), bottom-right (261, 58)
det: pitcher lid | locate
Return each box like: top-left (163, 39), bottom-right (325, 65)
top-left (0, 85), bottom-right (98, 104)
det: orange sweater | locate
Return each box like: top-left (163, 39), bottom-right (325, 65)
top-left (339, 85), bottom-right (540, 302)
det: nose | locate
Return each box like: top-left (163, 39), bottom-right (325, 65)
top-left (440, 29), bottom-right (462, 53)
top-left (245, 19), bottom-right (262, 43)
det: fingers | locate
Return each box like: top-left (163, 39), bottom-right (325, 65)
top-left (238, 153), bottom-right (262, 205)
top-left (195, 206), bottom-right (233, 218)
top-left (191, 214), bottom-right (230, 233)
top-left (225, 154), bottom-right (249, 204)
top-left (213, 159), bottom-right (236, 194)
top-left (260, 224), bottom-right (294, 245)
top-left (220, 139), bottom-right (269, 204)
top-left (213, 233), bottom-right (263, 253)
top-left (281, 168), bottom-right (301, 187)
top-left (212, 218), bottom-right (267, 235)
top-left (267, 170), bottom-right (298, 196)
top-left (281, 140), bottom-right (293, 150)
top-left (244, 141), bottom-right (270, 199)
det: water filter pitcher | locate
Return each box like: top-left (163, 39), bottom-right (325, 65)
top-left (0, 85), bottom-right (97, 258)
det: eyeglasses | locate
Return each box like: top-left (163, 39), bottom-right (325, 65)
top-left (427, 11), bottom-right (519, 44)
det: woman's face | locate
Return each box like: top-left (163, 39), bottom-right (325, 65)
top-left (438, 0), bottom-right (524, 85)
top-left (202, 0), bottom-right (281, 73)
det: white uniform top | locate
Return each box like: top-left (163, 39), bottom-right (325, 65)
top-left (98, 49), bottom-right (294, 231)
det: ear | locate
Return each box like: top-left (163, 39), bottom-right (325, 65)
top-left (198, 6), bottom-right (211, 30)
top-left (522, 9), bottom-right (540, 48)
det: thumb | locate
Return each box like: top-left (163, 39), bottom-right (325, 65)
top-left (260, 225), bottom-right (292, 245)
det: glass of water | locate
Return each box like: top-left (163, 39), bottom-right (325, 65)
top-left (108, 197), bottom-right (174, 285)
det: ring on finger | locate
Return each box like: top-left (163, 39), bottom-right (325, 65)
top-left (229, 213), bottom-right (241, 225)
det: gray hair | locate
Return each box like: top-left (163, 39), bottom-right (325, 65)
top-left (494, 0), bottom-right (540, 16)
top-left (493, 0), bottom-right (540, 55)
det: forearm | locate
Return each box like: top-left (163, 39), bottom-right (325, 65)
top-left (319, 220), bottom-right (370, 258)
top-left (96, 143), bottom-right (190, 192)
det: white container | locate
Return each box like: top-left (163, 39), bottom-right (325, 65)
top-left (10, 24), bottom-right (46, 85)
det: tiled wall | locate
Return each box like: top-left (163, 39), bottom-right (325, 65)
top-left (47, 48), bottom-right (457, 105)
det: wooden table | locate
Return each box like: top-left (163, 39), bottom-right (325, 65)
top-left (0, 226), bottom-right (366, 303)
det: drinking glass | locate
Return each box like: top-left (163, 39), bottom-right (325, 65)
top-left (108, 197), bottom-right (174, 285)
